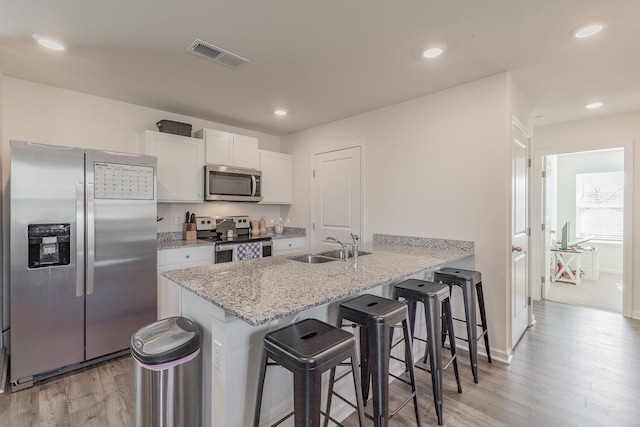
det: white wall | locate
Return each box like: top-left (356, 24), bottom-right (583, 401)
top-left (0, 77), bottom-right (284, 342)
top-left (0, 69), bottom-right (5, 348)
top-left (1, 77), bottom-right (285, 235)
top-left (281, 73), bottom-right (532, 361)
top-left (534, 111), bottom-right (639, 318)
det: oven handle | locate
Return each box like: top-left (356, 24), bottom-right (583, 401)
top-left (216, 244), bottom-right (235, 252)
top-left (216, 241), bottom-right (272, 251)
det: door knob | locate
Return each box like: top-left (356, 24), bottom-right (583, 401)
top-left (512, 246), bottom-right (522, 252)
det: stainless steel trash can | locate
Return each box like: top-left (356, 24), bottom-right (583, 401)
top-left (131, 316), bottom-right (201, 427)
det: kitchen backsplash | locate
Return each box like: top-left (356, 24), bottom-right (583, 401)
top-left (156, 202), bottom-right (283, 233)
top-left (158, 226), bottom-right (306, 242)
top-left (373, 233), bottom-right (474, 251)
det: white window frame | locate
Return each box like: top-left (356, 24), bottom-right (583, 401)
top-left (575, 171), bottom-right (624, 241)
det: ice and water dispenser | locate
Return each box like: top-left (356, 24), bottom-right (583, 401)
top-left (27, 223), bottom-right (71, 268)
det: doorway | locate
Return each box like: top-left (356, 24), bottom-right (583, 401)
top-left (536, 144), bottom-right (632, 315)
top-left (311, 145), bottom-right (363, 251)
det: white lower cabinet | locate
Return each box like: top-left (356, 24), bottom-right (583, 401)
top-left (272, 237), bottom-right (306, 256)
top-left (156, 245), bottom-right (214, 319)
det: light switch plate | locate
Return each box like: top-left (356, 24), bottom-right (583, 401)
top-left (214, 341), bottom-right (222, 371)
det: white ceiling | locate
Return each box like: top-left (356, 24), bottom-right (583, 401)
top-left (1, 0), bottom-right (639, 136)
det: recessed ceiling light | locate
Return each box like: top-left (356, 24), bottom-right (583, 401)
top-left (32, 34), bottom-right (65, 51)
top-left (574, 23), bottom-right (604, 39)
top-left (274, 109), bottom-right (287, 116)
top-left (422, 46), bottom-right (445, 59)
top-left (586, 102), bottom-right (603, 109)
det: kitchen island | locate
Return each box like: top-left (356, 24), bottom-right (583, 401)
top-left (160, 235), bottom-right (473, 427)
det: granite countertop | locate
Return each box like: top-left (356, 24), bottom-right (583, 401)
top-left (157, 228), bottom-right (306, 250)
top-left (157, 239), bottom-right (217, 250)
top-left (161, 237), bottom-right (473, 326)
top-left (270, 231), bottom-right (306, 240)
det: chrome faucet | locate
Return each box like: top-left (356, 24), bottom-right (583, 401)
top-left (350, 233), bottom-right (359, 262)
top-left (326, 237), bottom-right (348, 258)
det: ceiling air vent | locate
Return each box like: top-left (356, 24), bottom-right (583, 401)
top-left (187, 39), bottom-right (249, 69)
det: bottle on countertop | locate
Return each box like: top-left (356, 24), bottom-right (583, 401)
top-left (251, 221), bottom-right (260, 236)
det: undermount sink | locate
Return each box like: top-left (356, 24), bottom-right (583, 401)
top-left (289, 254), bottom-right (337, 264)
top-left (289, 250), bottom-right (372, 264)
top-left (319, 250), bottom-right (372, 259)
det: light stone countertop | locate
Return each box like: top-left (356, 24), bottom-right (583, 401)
top-left (157, 239), bottom-right (216, 250)
top-left (161, 239), bottom-right (473, 326)
top-left (157, 229), bottom-right (306, 250)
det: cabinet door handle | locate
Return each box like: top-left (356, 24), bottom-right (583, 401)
top-left (185, 254), bottom-right (190, 259)
top-left (512, 246), bottom-right (522, 252)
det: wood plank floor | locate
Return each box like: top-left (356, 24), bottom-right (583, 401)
top-left (1, 300), bottom-right (639, 426)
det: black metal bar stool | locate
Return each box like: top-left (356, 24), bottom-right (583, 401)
top-left (433, 267), bottom-right (491, 384)
top-left (327, 294), bottom-right (421, 427)
top-left (392, 279), bottom-right (462, 425)
top-left (253, 318), bottom-right (366, 427)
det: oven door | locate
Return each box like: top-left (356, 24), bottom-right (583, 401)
top-left (215, 243), bottom-right (234, 264)
top-left (215, 241), bottom-right (272, 263)
top-left (261, 241), bottom-right (272, 257)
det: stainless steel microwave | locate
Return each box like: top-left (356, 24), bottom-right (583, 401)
top-left (204, 164), bottom-right (262, 202)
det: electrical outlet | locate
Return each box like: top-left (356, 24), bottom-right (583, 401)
top-left (174, 214), bottom-right (182, 225)
top-left (214, 341), bottom-right (222, 371)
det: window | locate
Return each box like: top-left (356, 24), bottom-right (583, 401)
top-left (575, 171), bottom-right (623, 241)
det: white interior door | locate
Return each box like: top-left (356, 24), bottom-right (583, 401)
top-left (312, 146), bottom-right (362, 251)
top-left (512, 122), bottom-right (530, 347)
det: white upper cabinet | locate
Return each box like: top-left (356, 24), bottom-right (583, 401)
top-left (195, 128), bottom-right (259, 170)
top-left (142, 130), bottom-right (205, 203)
top-left (200, 128), bottom-right (233, 165)
top-left (232, 134), bottom-right (260, 169)
top-left (259, 150), bottom-right (293, 204)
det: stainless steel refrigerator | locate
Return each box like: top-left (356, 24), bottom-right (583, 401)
top-left (9, 140), bottom-right (157, 391)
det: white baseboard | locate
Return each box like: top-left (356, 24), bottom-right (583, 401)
top-left (598, 268), bottom-right (623, 275)
top-left (454, 342), bottom-right (510, 365)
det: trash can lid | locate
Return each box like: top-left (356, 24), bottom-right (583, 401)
top-left (131, 316), bottom-right (201, 365)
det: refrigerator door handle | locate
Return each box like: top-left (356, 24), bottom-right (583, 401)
top-left (76, 182), bottom-right (85, 297)
top-left (86, 182), bottom-right (95, 295)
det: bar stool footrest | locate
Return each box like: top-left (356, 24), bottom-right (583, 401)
top-left (451, 317), bottom-right (485, 329)
top-left (327, 391), bottom-right (363, 426)
top-left (391, 392), bottom-right (418, 419)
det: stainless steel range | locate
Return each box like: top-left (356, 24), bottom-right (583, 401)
top-left (195, 216), bottom-right (272, 263)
